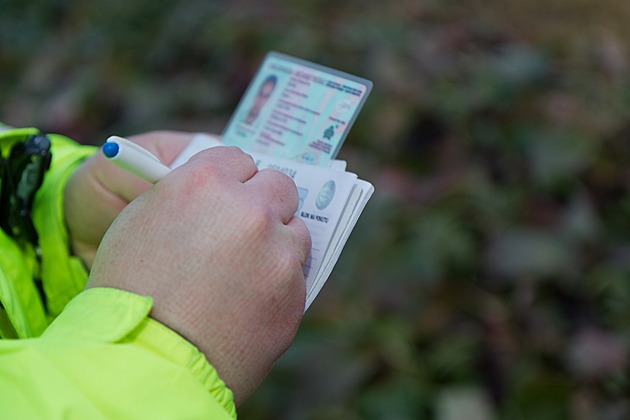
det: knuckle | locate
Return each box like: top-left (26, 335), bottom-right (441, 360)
top-left (264, 168), bottom-right (296, 189)
top-left (192, 146), bottom-right (257, 174)
top-left (245, 202), bottom-right (275, 235)
top-left (167, 159), bottom-right (226, 197)
top-left (260, 168), bottom-right (299, 205)
top-left (188, 160), bottom-right (223, 184)
top-left (220, 145), bottom-right (255, 163)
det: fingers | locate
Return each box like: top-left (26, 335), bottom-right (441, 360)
top-left (285, 216), bottom-right (312, 264)
top-left (95, 129), bottom-right (301, 235)
top-left (90, 131), bottom-right (197, 204)
top-left (173, 146), bottom-right (310, 268)
top-left (245, 168), bottom-right (299, 224)
top-left (186, 146), bottom-right (258, 184)
top-left (96, 133), bottom-right (243, 204)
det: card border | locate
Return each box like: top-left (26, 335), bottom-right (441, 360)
top-left (221, 51), bottom-right (373, 162)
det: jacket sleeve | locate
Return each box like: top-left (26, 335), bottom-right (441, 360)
top-left (32, 132), bottom-right (97, 319)
top-left (0, 287), bottom-right (236, 419)
top-left (0, 128), bottom-right (237, 418)
top-left (0, 127), bottom-right (96, 338)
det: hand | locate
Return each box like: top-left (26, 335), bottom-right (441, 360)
top-left (85, 146), bottom-right (312, 405)
top-left (64, 131), bottom-right (196, 268)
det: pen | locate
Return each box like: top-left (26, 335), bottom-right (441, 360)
top-left (102, 136), bottom-right (172, 183)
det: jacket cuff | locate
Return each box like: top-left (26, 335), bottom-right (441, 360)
top-left (44, 287), bottom-right (237, 417)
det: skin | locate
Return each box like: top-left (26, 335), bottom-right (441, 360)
top-left (64, 131), bottom-right (194, 269)
top-left (64, 131), bottom-right (311, 405)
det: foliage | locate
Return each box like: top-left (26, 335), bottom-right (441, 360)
top-left (3, 0), bottom-right (630, 418)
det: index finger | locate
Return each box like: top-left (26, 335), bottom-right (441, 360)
top-left (186, 146), bottom-right (258, 183)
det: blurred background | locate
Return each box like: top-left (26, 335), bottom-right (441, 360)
top-left (3, 0), bottom-right (630, 418)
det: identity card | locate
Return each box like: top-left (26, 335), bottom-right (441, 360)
top-left (221, 52), bottom-right (372, 167)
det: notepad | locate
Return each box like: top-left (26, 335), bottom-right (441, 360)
top-left (172, 52), bottom-right (374, 310)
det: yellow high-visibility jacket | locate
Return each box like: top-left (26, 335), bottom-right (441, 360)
top-left (0, 127), bottom-right (235, 419)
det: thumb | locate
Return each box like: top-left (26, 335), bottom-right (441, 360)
top-left (94, 131), bottom-right (215, 203)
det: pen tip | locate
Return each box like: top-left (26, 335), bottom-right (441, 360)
top-left (102, 142), bottom-right (119, 158)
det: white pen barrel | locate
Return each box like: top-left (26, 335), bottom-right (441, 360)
top-left (105, 136), bottom-right (172, 184)
top-left (111, 152), bottom-right (171, 183)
